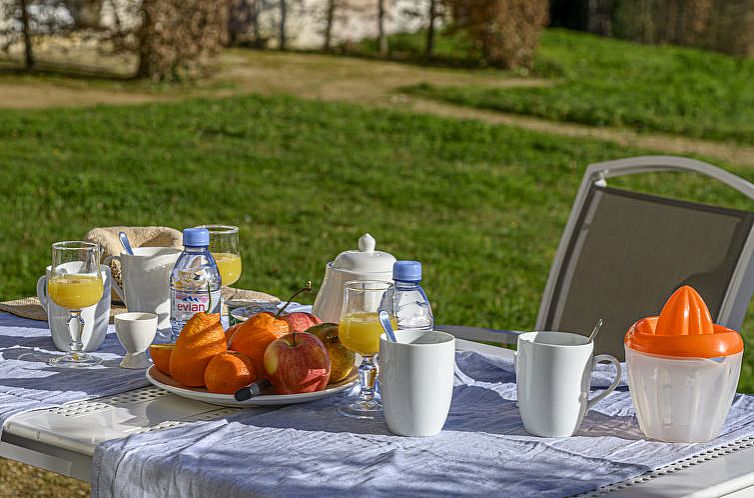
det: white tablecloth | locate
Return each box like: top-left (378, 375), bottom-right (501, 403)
top-left (92, 348), bottom-right (754, 498)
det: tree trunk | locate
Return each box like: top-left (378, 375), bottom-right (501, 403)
top-left (18, 0), bottom-right (34, 69)
top-left (279, 0), bottom-right (287, 50)
top-left (323, 0), bottom-right (335, 51)
top-left (377, 0), bottom-right (387, 56)
top-left (136, 0), bottom-right (152, 78)
top-left (252, 0), bottom-right (262, 47)
top-left (425, 0), bottom-right (436, 58)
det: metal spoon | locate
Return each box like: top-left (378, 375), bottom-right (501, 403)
top-left (379, 310), bottom-right (397, 342)
top-left (587, 319), bottom-right (604, 344)
top-left (119, 231), bottom-right (134, 256)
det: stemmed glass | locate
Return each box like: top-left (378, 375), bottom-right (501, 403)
top-left (197, 225), bottom-right (242, 287)
top-left (338, 280), bottom-right (394, 419)
top-left (47, 241), bottom-right (103, 367)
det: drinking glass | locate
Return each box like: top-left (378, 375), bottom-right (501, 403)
top-left (47, 241), bottom-right (104, 367)
top-left (197, 225), bottom-right (242, 287)
top-left (338, 280), bottom-right (394, 419)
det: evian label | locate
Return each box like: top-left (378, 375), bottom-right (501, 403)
top-left (171, 289), bottom-right (221, 320)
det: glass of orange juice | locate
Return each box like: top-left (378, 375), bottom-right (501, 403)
top-left (338, 280), bottom-right (394, 419)
top-left (197, 225), bottom-right (242, 287)
top-left (48, 241), bottom-right (104, 367)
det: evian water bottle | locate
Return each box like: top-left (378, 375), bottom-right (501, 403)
top-left (169, 228), bottom-right (222, 340)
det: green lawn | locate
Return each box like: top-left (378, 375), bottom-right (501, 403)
top-left (3, 94), bottom-right (754, 390)
top-left (386, 29), bottom-right (754, 144)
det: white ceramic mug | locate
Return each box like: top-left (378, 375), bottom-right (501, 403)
top-left (516, 331), bottom-right (621, 438)
top-left (379, 329), bottom-right (456, 437)
top-left (114, 312), bottom-right (158, 369)
top-left (36, 264), bottom-right (111, 352)
top-left (104, 247), bottom-right (180, 337)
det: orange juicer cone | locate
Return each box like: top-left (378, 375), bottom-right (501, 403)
top-left (625, 286), bottom-right (743, 358)
top-left (655, 286), bottom-right (714, 336)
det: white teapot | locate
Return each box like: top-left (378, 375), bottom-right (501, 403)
top-left (312, 233), bottom-right (396, 323)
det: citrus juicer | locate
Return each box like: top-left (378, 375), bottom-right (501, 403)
top-left (625, 286), bottom-right (744, 442)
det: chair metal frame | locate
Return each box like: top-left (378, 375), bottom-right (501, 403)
top-left (442, 155), bottom-right (754, 345)
top-left (536, 155), bottom-right (754, 334)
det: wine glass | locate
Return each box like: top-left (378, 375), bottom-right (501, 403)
top-left (197, 225), bottom-right (242, 287)
top-left (338, 280), bottom-right (394, 419)
top-left (47, 241), bottom-right (104, 367)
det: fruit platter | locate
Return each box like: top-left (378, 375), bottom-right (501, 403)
top-left (146, 283), bottom-right (358, 407)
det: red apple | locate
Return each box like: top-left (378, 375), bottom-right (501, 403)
top-left (283, 311), bottom-right (322, 333)
top-left (263, 332), bottom-right (331, 394)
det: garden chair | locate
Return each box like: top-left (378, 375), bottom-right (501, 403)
top-left (439, 156), bottom-right (754, 360)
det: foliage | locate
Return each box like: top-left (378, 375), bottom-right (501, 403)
top-left (400, 28), bottom-right (754, 143)
top-left (136, 0), bottom-right (226, 80)
top-left (444, 0), bottom-right (548, 68)
top-left (0, 0), bottom-right (226, 80)
top-left (581, 0), bottom-right (754, 57)
top-left (3, 93), bottom-right (754, 390)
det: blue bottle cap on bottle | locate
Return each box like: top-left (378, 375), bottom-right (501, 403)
top-left (183, 228), bottom-right (210, 247)
top-left (393, 260), bottom-right (422, 282)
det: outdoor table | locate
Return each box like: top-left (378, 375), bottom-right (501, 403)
top-left (3, 312), bottom-right (754, 497)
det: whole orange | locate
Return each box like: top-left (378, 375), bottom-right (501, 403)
top-left (204, 351), bottom-right (256, 394)
top-left (225, 323), bottom-right (242, 346)
top-left (229, 312), bottom-right (289, 379)
top-left (149, 343), bottom-right (175, 376)
top-left (170, 312), bottom-right (228, 387)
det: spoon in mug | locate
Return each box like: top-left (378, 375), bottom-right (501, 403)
top-left (379, 311), bottom-right (397, 342)
top-left (587, 319), bottom-right (604, 344)
top-left (119, 231), bottom-right (135, 256)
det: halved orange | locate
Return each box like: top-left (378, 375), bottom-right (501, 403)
top-left (149, 343), bottom-right (175, 376)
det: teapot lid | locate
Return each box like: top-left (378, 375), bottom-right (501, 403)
top-left (332, 233), bottom-right (396, 273)
top-left (624, 286), bottom-right (743, 358)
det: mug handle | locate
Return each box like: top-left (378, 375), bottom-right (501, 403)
top-left (103, 255), bottom-right (126, 304)
top-left (586, 354), bottom-right (622, 410)
top-left (36, 276), bottom-right (48, 308)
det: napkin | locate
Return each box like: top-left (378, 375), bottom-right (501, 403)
top-left (85, 226), bottom-right (183, 300)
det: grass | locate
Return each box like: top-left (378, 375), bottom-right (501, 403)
top-left (3, 93), bottom-right (754, 390)
top-left (383, 28), bottom-right (754, 144)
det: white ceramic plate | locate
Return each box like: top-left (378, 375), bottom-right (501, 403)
top-left (145, 366), bottom-right (357, 408)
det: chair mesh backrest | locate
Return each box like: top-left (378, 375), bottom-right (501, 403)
top-left (545, 185), bottom-right (754, 359)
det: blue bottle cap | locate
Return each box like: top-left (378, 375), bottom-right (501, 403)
top-left (393, 260), bottom-right (422, 282)
top-left (183, 228), bottom-right (209, 247)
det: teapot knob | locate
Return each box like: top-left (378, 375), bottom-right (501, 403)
top-left (358, 233), bottom-right (376, 252)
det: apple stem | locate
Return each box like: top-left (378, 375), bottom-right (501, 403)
top-left (275, 281), bottom-right (312, 318)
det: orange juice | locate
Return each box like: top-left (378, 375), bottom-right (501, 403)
top-left (339, 312), bottom-right (395, 356)
top-left (213, 252), bottom-right (242, 286)
top-left (48, 274), bottom-right (103, 310)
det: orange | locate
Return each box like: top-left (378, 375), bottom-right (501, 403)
top-left (204, 351), bottom-right (256, 394)
top-left (229, 312), bottom-right (289, 379)
top-left (149, 343), bottom-right (175, 375)
top-left (169, 312), bottom-right (228, 387)
top-left (225, 323), bottom-right (242, 346)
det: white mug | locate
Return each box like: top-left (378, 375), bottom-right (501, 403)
top-left (104, 247), bottom-right (180, 337)
top-left (115, 312), bottom-right (158, 369)
top-left (516, 331), bottom-right (621, 438)
top-left (36, 264), bottom-right (111, 352)
top-left (379, 329), bottom-right (456, 437)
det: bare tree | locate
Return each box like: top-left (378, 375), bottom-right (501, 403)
top-left (377, 0), bottom-right (387, 56)
top-left (323, 0), bottom-right (336, 51)
top-left (279, 0), bottom-right (287, 49)
top-left (18, 0), bottom-right (34, 69)
top-left (425, 0), bottom-right (438, 57)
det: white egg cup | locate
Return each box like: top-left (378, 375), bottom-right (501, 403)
top-left (115, 312), bottom-right (158, 369)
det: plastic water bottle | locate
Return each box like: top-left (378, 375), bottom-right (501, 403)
top-left (381, 260), bottom-right (433, 330)
top-left (169, 228), bottom-right (222, 341)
